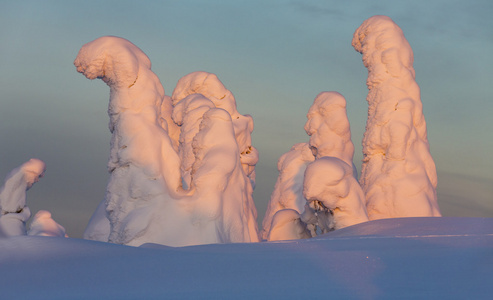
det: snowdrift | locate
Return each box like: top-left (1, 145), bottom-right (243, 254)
top-left (1, 217), bottom-right (491, 299)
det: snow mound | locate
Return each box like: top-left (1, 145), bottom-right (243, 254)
top-left (322, 217), bottom-right (493, 238)
top-left (28, 210), bottom-right (67, 237)
top-left (1, 217), bottom-right (492, 299)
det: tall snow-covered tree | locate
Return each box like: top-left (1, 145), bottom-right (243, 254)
top-left (352, 16), bottom-right (441, 219)
top-left (75, 36), bottom-right (259, 246)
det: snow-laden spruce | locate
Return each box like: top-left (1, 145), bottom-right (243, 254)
top-left (262, 92), bottom-right (365, 241)
top-left (352, 16), bottom-right (441, 219)
top-left (305, 92), bottom-right (357, 176)
top-left (261, 143), bottom-right (314, 240)
top-left (172, 71), bottom-right (259, 190)
top-left (75, 36), bottom-right (258, 246)
top-left (303, 157), bottom-right (368, 231)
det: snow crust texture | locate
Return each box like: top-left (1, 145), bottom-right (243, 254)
top-left (75, 37), bottom-right (258, 246)
top-left (352, 16), bottom-right (441, 220)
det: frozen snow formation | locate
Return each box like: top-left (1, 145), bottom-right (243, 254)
top-left (352, 15), bottom-right (441, 219)
top-left (305, 92), bottom-right (356, 170)
top-left (261, 143), bottom-right (314, 240)
top-left (303, 157), bottom-right (369, 231)
top-left (75, 36), bottom-right (258, 246)
top-left (172, 71), bottom-right (259, 189)
top-left (28, 210), bottom-right (67, 237)
top-left (262, 92), bottom-right (362, 240)
top-left (266, 209), bottom-right (311, 241)
top-left (0, 159), bottom-right (45, 237)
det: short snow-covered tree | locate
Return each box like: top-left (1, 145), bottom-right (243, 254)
top-left (0, 159), bottom-right (65, 238)
top-left (352, 16), bottom-right (441, 220)
top-left (75, 37), bottom-right (259, 246)
top-left (261, 143), bottom-right (314, 240)
top-left (303, 157), bottom-right (368, 232)
top-left (0, 159), bottom-right (45, 237)
top-left (263, 92), bottom-right (365, 241)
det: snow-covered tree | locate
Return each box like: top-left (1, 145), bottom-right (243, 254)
top-left (0, 159), bottom-right (45, 237)
top-left (75, 37), bottom-right (259, 246)
top-left (304, 92), bottom-right (357, 176)
top-left (262, 92), bottom-right (361, 240)
top-left (303, 157), bottom-right (368, 231)
top-left (261, 143), bottom-right (314, 240)
top-left (352, 16), bottom-right (441, 219)
top-left (172, 71), bottom-right (258, 189)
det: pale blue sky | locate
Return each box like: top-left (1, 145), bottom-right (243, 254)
top-left (1, 0), bottom-right (492, 237)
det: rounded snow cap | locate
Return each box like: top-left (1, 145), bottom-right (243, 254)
top-left (172, 71), bottom-right (238, 117)
top-left (74, 36), bottom-right (151, 88)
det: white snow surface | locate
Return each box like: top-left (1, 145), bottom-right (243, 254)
top-left (1, 217), bottom-right (491, 299)
top-left (352, 16), bottom-right (441, 220)
top-left (75, 37), bottom-right (258, 246)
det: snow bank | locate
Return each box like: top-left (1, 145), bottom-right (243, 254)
top-left (0, 159), bottom-right (45, 237)
top-left (75, 37), bottom-right (259, 246)
top-left (352, 16), bottom-right (441, 220)
top-left (1, 217), bottom-right (492, 299)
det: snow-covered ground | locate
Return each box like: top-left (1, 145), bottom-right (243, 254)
top-left (1, 217), bottom-right (491, 299)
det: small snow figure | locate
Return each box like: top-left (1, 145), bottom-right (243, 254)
top-left (28, 210), bottom-right (68, 237)
top-left (352, 16), bottom-right (441, 219)
top-left (303, 157), bottom-right (368, 231)
top-left (0, 159), bottom-right (45, 237)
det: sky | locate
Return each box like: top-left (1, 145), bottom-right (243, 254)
top-left (0, 0), bottom-right (492, 238)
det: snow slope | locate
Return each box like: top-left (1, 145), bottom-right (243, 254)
top-left (1, 217), bottom-right (491, 299)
